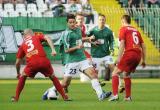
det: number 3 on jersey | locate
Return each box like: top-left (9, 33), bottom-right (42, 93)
top-left (132, 32), bottom-right (139, 44)
top-left (25, 40), bottom-right (34, 52)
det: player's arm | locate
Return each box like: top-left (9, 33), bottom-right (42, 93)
top-left (141, 43), bottom-right (146, 67)
top-left (82, 36), bottom-right (95, 42)
top-left (116, 40), bottom-right (125, 64)
top-left (15, 58), bottom-right (22, 79)
top-left (109, 32), bottom-right (114, 56)
top-left (44, 35), bottom-right (57, 56)
top-left (65, 45), bottom-right (83, 53)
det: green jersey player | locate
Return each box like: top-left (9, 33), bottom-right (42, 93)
top-left (61, 14), bottom-right (112, 101)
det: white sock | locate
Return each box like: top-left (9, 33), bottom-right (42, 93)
top-left (91, 79), bottom-right (103, 98)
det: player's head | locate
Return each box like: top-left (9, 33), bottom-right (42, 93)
top-left (55, 0), bottom-right (62, 4)
top-left (98, 13), bottom-right (106, 27)
top-left (70, 0), bottom-right (77, 4)
top-left (76, 13), bottom-right (84, 26)
top-left (23, 29), bottom-right (34, 38)
top-left (121, 14), bottom-right (131, 26)
top-left (67, 14), bottom-right (76, 29)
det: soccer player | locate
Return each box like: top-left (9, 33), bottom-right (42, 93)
top-left (11, 29), bottom-right (69, 102)
top-left (60, 14), bottom-right (111, 101)
top-left (75, 13), bottom-right (106, 86)
top-left (75, 13), bottom-right (93, 60)
top-left (109, 15), bottom-right (146, 101)
top-left (86, 13), bottom-right (115, 81)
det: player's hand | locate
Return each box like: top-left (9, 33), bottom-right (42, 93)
top-left (51, 50), bottom-right (57, 56)
top-left (16, 74), bottom-right (20, 79)
top-left (91, 40), bottom-right (101, 47)
top-left (110, 50), bottom-right (114, 56)
top-left (76, 45), bottom-right (84, 49)
top-left (141, 62), bottom-right (146, 68)
top-left (89, 36), bottom-right (95, 42)
top-left (114, 58), bottom-right (120, 65)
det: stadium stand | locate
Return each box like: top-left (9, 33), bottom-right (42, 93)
top-left (15, 32), bottom-right (23, 47)
top-left (0, 0), bottom-right (159, 66)
top-left (1, 26), bottom-right (18, 53)
top-left (0, 3), bottom-right (2, 11)
top-left (4, 3), bottom-right (14, 12)
top-left (15, 3), bottom-right (27, 16)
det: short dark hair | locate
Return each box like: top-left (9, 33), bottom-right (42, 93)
top-left (98, 13), bottom-right (106, 18)
top-left (122, 14), bottom-right (131, 24)
top-left (67, 14), bottom-right (75, 22)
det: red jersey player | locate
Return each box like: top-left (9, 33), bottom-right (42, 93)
top-left (11, 29), bottom-right (70, 102)
top-left (75, 13), bottom-right (94, 60)
top-left (109, 15), bottom-right (146, 101)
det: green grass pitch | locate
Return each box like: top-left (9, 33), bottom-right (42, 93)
top-left (0, 79), bottom-right (160, 110)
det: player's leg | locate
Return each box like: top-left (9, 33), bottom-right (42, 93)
top-left (92, 58), bottom-right (106, 87)
top-left (49, 74), bottom-right (69, 100)
top-left (104, 66), bottom-right (110, 81)
top-left (118, 75), bottom-right (125, 93)
top-left (108, 67), bottom-right (122, 101)
top-left (61, 76), bottom-right (72, 93)
top-left (123, 72), bottom-right (132, 101)
top-left (12, 71), bottom-right (27, 102)
top-left (83, 66), bottom-right (111, 100)
top-left (103, 56), bottom-right (115, 81)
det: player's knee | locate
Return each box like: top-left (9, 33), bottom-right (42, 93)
top-left (88, 68), bottom-right (98, 79)
top-left (61, 81), bottom-right (69, 88)
top-left (21, 72), bottom-right (27, 77)
top-left (123, 73), bottom-right (131, 78)
top-left (112, 71), bottom-right (121, 77)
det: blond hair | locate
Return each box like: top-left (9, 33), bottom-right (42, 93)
top-left (23, 29), bottom-right (34, 36)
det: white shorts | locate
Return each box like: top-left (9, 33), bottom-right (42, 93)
top-left (64, 60), bottom-right (92, 77)
top-left (92, 55), bottom-right (114, 70)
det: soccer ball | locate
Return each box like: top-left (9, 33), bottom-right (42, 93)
top-left (42, 86), bottom-right (59, 100)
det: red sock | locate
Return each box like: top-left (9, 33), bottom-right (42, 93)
top-left (52, 76), bottom-right (68, 100)
top-left (15, 76), bottom-right (26, 100)
top-left (112, 75), bottom-right (119, 96)
top-left (124, 77), bottom-right (131, 98)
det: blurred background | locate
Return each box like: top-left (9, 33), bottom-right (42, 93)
top-left (0, 0), bottom-right (160, 79)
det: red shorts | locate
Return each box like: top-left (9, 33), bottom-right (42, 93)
top-left (24, 57), bottom-right (54, 78)
top-left (83, 50), bottom-right (91, 59)
top-left (117, 51), bottom-right (141, 73)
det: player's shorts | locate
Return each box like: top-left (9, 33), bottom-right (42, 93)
top-left (117, 51), bottom-right (141, 73)
top-left (92, 55), bottom-right (114, 70)
top-left (64, 60), bottom-right (92, 77)
top-left (24, 57), bottom-right (53, 78)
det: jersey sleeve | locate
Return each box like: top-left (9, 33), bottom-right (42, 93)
top-left (119, 27), bottom-right (125, 41)
top-left (16, 46), bottom-right (25, 59)
top-left (108, 30), bottom-right (114, 51)
top-left (63, 32), bottom-right (71, 51)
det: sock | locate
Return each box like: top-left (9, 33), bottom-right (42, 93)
top-left (15, 76), bottom-right (26, 100)
top-left (52, 76), bottom-right (68, 100)
top-left (124, 77), bottom-right (131, 98)
top-left (91, 79), bottom-right (103, 98)
top-left (112, 75), bottom-right (119, 96)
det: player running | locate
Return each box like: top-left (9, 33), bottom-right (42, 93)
top-left (11, 29), bottom-right (70, 102)
top-left (109, 15), bottom-right (146, 101)
top-left (60, 14), bottom-right (111, 101)
top-left (86, 13), bottom-right (115, 82)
